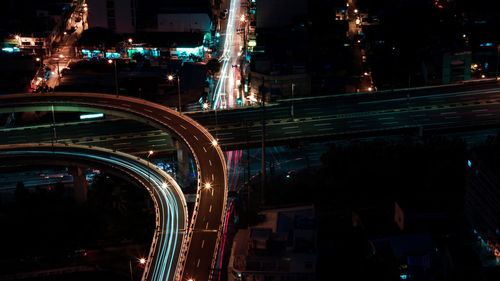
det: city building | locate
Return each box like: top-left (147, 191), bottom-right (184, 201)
top-left (466, 147), bottom-right (500, 264)
top-left (228, 205), bottom-right (316, 281)
top-left (86, 0), bottom-right (136, 34)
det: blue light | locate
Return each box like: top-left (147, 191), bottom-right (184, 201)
top-left (105, 52), bottom-right (121, 59)
top-left (80, 113), bottom-right (104, 120)
top-left (400, 275), bottom-right (407, 280)
top-left (486, 43), bottom-right (493, 47)
top-left (1, 47), bottom-right (20, 53)
top-left (468, 160), bottom-right (471, 167)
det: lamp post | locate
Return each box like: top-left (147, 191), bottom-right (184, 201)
top-left (291, 83), bottom-right (295, 120)
top-left (57, 54), bottom-right (64, 81)
top-left (168, 74), bottom-right (181, 113)
top-left (108, 59), bottom-right (119, 97)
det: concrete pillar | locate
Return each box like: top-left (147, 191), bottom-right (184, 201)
top-left (175, 140), bottom-right (190, 189)
top-left (69, 166), bottom-right (87, 203)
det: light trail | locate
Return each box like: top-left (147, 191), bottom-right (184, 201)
top-left (212, 0), bottom-right (241, 109)
top-left (0, 144), bottom-right (188, 281)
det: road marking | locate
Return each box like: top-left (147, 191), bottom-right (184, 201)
top-left (203, 147), bottom-right (207, 152)
top-left (180, 125), bottom-right (187, 130)
top-left (441, 111), bottom-right (456, 115)
top-left (144, 109), bottom-right (152, 113)
top-left (444, 116), bottom-right (460, 119)
top-left (284, 131), bottom-right (301, 134)
top-left (282, 126), bottom-right (299, 129)
top-left (212, 174), bottom-right (214, 181)
top-left (162, 116), bottom-right (171, 120)
top-left (378, 116), bottom-right (394, 120)
top-left (318, 128), bottom-right (333, 131)
top-left (193, 135), bottom-right (199, 140)
top-left (313, 123), bottom-right (331, 126)
top-left (382, 121), bottom-right (399, 125)
top-left (201, 240), bottom-right (205, 248)
top-left (211, 189), bottom-right (214, 196)
top-left (206, 222), bottom-right (209, 229)
top-left (209, 205), bottom-right (212, 213)
top-left (197, 259), bottom-right (200, 268)
top-left (472, 109), bottom-right (488, 112)
top-left (209, 160), bottom-right (212, 166)
top-left (121, 103), bottom-right (131, 107)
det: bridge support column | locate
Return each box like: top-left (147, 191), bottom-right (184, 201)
top-left (175, 140), bottom-right (190, 189)
top-left (69, 166), bottom-right (87, 203)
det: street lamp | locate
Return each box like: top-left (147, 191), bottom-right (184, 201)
top-left (108, 59), bottom-right (119, 97)
top-left (57, 54), bottom-right (64, 80)
top-left (128, 38), bottom-right (133, 44)
top-left (168, 74), bottom-right (182, 113)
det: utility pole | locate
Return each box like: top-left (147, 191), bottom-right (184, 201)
top-left (497, 44), bottom-right (500, 79)
top-left (260, 82), bottom-right (266, 205)
top-left (113, 60), bottom-right (119, 97)
top-left (177, 75), bottom-right (182, 113)
top-left (291, 83), bottom-right (295, 120)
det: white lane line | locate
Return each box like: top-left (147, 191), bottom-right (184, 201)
top-left (284, 131), bottom-right (301, 134)
top-left (382, 121), bottom-right (399, 125)
top-left (203, 147), bottom-right (207, 152)
top-left (410, 114), bottom-right (426, 117)
top-left (209, 160), bottom-right (212, 166)
top-left (144, 109), bottom-right (152, 113)
top-left (147, 139), bottom-right (164, 143)
top-left (318, 128), bottom-right (333, 131)
top-left (193, 135), bottom-right (199, 140)
top-left (113, 142), bottom-right (131, 146)
top-left (378, 116), bottom-right (394, 120)
top-left (313, 123), bottom-right (330, 126)
top-left (201, 240), bottom-right (205, 248)
top-left (211, 189), bottom-right (214, 196)
top-left (444, 116), bottom-right (461, 119)
top-left (180, 125), bottom-right (187, 130)
top-left (350, 124), bottom-right (366, 128)
top-left (121, 103), bottom-right (131, 107)
top-left (206, 222), bottom-right (209, 229)
top-left (282, 126), bottom-right (299, 129)
top-left (163, 116), bottom-right (171, 120)
top-left (212, 174), bottom-right (214, 181)
top-left (441, 111), bottom-right (456, 115)
top-left (197, 259), bottom-right (200, 268)
top-left (209, 205), bottom-right (212, 213)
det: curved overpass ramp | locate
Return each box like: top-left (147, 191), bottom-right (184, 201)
top-left (0, 143), bottom-right (186, 281)
top-left (0, 93), bottom-right (228, 281)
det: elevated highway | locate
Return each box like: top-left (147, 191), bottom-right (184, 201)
top-left (0, 143), bottom-right (187, 281)
top-left (5, 82), bottom-right (500, 152)
top-left (0, 93), bottom-right (228, 281)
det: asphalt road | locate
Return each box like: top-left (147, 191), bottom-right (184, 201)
top-left (0, 144), bottom-right (187, 281)
top-left (4, 82), bottom-right (500, 153)
top-left (0, 93), bottom-right (228, 281)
